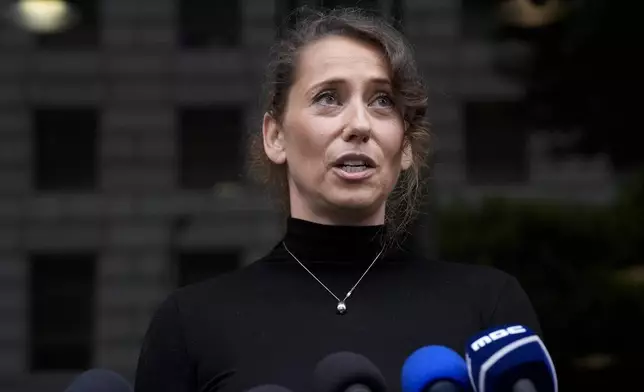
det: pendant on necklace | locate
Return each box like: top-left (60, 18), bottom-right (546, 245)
top-left (336, 301), bottom-right (347, 315)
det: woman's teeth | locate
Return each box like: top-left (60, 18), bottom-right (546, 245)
top-left (341, 165), bottom-right (368, 172)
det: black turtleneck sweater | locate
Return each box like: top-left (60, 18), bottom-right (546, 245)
top-left (135, 218), bottom-right (541, 392)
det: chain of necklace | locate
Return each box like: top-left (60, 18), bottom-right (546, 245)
top-left (282, 241), bottom-right (385, 315)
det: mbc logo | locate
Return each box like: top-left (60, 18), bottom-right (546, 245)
top-left (470, 325), bottom-right (527, 352)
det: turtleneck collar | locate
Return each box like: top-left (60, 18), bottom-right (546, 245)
top-left (275, 217), bottom-right (410, 265)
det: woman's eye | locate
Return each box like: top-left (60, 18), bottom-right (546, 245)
top-left (315, 91), bottom-right (340, 106)
top-left (372, 94), bottom-right (394, 108)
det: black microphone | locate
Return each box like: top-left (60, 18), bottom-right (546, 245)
top-left (313, 352), bottom-right (387, 392)
top-left (64, 369), bottom-right (132, 392)
top-left (513, 379), bottom-right (539, 392)
top-left (245, 385), bottom-right (295, 392)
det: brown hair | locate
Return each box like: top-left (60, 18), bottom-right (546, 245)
top-left (247, 7), bottom-right (431, 246)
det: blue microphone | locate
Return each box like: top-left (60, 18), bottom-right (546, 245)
top-left (402, 346), bottom-right (472, 392)
top-left (465, 324), bottom-right (557, 392)
top-left (64, 369), bottom-right (132, 392)
top-left (245, 385), bottom-right (295, 392)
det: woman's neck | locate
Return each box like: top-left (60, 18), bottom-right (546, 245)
top-left (288, 194), bottom-right (386, 227)
top-left (280, 217), bottom-right (396, 265)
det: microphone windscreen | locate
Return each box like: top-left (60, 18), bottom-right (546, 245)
top-left (465, 324), bottom-right (557, 392)
top-left (401, 345), bottom-right (471, 392)
top-left (64, 369), bottom-right (132, 392)
top-left (313, 352), bottom-right (387, 392)
top-left (245, 385), bottom-right (294, 392)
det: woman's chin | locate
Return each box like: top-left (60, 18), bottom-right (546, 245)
top-left (326, 191), bottom-right (385, 212)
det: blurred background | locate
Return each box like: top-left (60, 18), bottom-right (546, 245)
top-left (0, 0), bottom-right (642, 391)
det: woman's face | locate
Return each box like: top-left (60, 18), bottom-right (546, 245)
top-left (263, 35), bottom-right (411, 225)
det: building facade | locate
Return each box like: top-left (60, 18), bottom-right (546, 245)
top-left (0, 0), bottom-right (614, 390)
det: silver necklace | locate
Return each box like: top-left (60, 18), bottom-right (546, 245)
top-left (282, 241), bottom-right (385, 315)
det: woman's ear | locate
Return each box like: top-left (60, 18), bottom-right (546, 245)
top-left (400, 121), bottom-right (412, 170)
top-left (263, 112), bottom-right (286, 164)
top-left (401, 140), bottom-right (413, 171)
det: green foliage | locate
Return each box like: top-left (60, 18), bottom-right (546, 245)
top-left (436, 172), bottom-right (644, 370)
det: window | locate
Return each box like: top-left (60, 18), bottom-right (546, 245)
top-left (460, 0), bottom-right (499, 39)
top-left (33, 107), bottom-right (98, 191)
top-left (178, 105), bottom-right (244, 189)
top-left (177, 250), bottom-right (241, 287)
top-left (36, 0), bottom-right (99, 48)
top-left (178, 0), bottom-right (241, 47)
top-left (30, 253), bottom-right (96, 371)
top-left (464, 101), bottom-right (528, 184)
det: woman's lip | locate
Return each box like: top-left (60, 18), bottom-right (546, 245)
top-left (331, 166), bottom-right (375, 181)
top-left (332, 153), bottom-right (377, 168)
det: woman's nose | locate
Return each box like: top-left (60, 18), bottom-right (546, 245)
top-left (342, 103), bottom-right (372, 143)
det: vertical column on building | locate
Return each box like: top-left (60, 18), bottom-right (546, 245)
top-left (241, 0), bottom-right (284, 264)
top-left (0, 0), bottom-right (31, 378)
top-left (402, 0), bottom-right (462, 255)
top-left (96, 0), bottom-right (176, 377)
top-left (405, 0), bottom-right (465, 200)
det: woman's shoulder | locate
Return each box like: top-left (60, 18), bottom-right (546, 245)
top-left (422, 259), bottom-right (541, 334)
top-left (171, 260), bottom-right (267, 304)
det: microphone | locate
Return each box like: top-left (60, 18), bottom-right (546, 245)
top-left (465, 324), bottom-right (557, 392)
top-left (313, 351), bottom-right (387, 392)
top-left (64, 369), bottom-right (132, 392)
top-left (245, 385), bottom-right (295, 392)
top-left (401, 345), bottom-right (472, 392)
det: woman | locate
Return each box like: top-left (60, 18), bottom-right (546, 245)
top-left (135, 7), bottom-right (540, 392)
